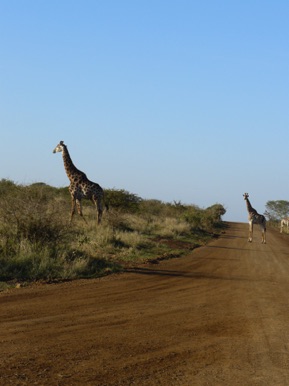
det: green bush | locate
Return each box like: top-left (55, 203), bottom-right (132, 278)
top-left (105, 189), bottom-right (142, 212)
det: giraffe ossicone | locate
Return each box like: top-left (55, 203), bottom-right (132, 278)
top-left (53, 140), bottom-right (107, 224)
top-left (243, 193), bottom-right (266, 244)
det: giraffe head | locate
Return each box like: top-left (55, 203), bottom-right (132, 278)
top-left (53, 141), bottom-right (65, 154)
top-left (243, 193), bottom-right (249, 200)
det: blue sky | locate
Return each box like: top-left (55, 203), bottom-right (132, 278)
top-left (1, 1), bottom-right (288, 222)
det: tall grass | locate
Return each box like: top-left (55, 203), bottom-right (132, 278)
top-left (0, 180), bottom-right (226, 286)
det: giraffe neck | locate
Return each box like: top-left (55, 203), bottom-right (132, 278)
top-left (245, 198), bottom-right (258, 215)
top-left (62, 145), bottom-right (86, 183)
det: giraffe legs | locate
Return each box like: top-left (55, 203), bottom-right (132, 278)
top-left (97, 201), bottom-right (103, 225)
top-left (70, 198), bottom-right (87, 224)
top-left (70, 198), bottom-right (76, 222)
top-left (248, 221), bottom-right (267, 243)
top-left (70, 194), bottom-right (104, 225)
top-left (261, 227), bottom-right (266, 244)
top-left (91, 197), bottom-right (103, 224)
top-left (248, 221), bottom-right (253, 242)
top-left (261, 231), bottom-right (266, 244)
top-left (76, 199), bottom-right (88, 224)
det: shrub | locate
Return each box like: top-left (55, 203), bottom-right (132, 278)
top-left (105, 189), bottom-right (142, 212)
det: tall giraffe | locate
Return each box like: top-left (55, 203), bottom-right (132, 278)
top-left (280, 217), bottom-right (289, 233)
top-left (243, 193), bottom-right (266, 243)
top-left (53, 141), bottom-right (107, 224)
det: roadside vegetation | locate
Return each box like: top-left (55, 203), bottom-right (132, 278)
top-left (0, 179), bottom-right (226, 289)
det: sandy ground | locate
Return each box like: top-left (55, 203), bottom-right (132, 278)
top-left (1, 222), bottom-right (289, 385)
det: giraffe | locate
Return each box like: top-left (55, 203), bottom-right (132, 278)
top-left (53, 141), bottom-right (107, 224)
top-left (243, 193), bottom-right (266, 243)
top-left (280, 217), bottom-right (289, 233)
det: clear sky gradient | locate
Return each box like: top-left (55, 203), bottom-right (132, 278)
top-left (1, 1), bottom-right (288, 222)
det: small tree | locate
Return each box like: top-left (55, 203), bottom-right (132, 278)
top-left (265, 200), bottom-right (289, 221)
top-left (206, 204), bottom-right (226, 221)
top-left (105, 189), bottom-right (142, 212)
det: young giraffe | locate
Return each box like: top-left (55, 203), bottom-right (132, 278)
top-left (280, 217), bottom-right (289, 233)
top-left (53, 141), bottom-right (107, 224)
top-left (243, 193), bottom-right (266, 243)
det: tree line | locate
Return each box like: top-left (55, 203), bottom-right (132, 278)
top-left (265, 200), bottom-right (289, 221)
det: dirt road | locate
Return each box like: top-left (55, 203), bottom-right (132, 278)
top-left (1, 222), bottom-right (289, 385)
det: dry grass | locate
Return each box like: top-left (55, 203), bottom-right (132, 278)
top-left (0, 180), bottom-right (226, 284)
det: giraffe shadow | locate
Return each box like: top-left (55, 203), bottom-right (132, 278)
top-left (125, 267), bottom-right (273, 283)
top-left (206, 245), bottom-right (268, 252)
top-left (126, 267), bottom-right (230, 280)
top-left (201, 256), bottom-right (241, 261)
top-left (221, 235), bottom-right (247, 240)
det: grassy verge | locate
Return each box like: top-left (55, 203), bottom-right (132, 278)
top-left (0, 180), bottom-right (226, 288)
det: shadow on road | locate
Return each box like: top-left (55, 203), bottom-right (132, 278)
top-left (206, 245), bottom-right (268, 252)
top-left (125, 267), bottom-right (270, 283)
